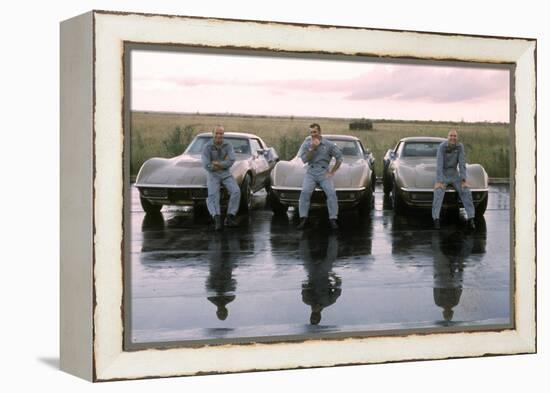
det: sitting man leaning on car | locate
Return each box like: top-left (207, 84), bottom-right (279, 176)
top-left (432, 129), bottom-right (476, 230)
top-left (297, 123), bottom-right (343, 230)
top-left (201, 125), bottom-right (241, 231)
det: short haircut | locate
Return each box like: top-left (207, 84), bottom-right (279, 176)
top-left (212, 125), bottom-right (225, 133)
top-left (309, 123), bottom-right (321, 132)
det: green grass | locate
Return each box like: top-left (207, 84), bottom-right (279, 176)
top-left (130, 111), bottom-right (511, 178)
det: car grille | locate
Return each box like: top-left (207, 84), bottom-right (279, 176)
top-left (277, 190), bottom-right (359, 203)
top-left (141, 188), bottom-right (168, 198)
top-left (168, 188), bottom-right (208, 200)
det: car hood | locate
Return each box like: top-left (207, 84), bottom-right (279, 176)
top-left (399, 157), bottom-right (439, 188)
top-left (272, 157), bottom-right (370, 188)
top-left (136, 154), bottom-right (247, 186)
top-left (396, 157), bottom-right (486, 189)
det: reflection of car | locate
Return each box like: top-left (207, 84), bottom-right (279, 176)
top-left (382, 137), bottom-right (489, 216)
top-left (268, 135), bottom-right (375, 215)
top-left (135, 132), bottom-right (279, 214)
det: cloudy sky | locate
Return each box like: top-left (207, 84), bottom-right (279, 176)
top-left (131, 50), bottom-right (510, 122)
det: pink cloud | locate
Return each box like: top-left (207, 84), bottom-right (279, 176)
top-left (344, 66), bottom-right (509, 103)
top-left (138, 65), bottom-right (508, 104)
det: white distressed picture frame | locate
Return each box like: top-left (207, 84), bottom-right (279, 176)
top-left (60, 10), bottom-right (536, 382)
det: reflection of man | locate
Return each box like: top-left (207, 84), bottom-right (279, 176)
top-left (432, 130), bottom-right (476, 230)
top-left (206, 233), bottom-right (238, 320)
top-left (300, 233), bottom-right (342, 325)
top-left (201, 125), bottom-right (241, 231)
top-left (297, 123), bottom-right (343, 230)
top-left (432, 230), bottom-right (474, 322)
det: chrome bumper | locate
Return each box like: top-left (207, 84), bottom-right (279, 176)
top-left (270, 186), bottom-right (366, 206)
top-left (397, 186), bottom-right (488, 208)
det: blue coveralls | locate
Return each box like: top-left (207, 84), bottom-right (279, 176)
top-left (432, 141), bottom-right (475, 220)
top-left (201, 140), bottom-right (241, 217)
top-left (298, 137), bottom-right (343, 219)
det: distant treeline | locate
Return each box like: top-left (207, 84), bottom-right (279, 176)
top-left (135, 111), bottom-right (509, 126)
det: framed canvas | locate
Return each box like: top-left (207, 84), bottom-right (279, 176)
top-left (60, 10), bottom-right (536, 382)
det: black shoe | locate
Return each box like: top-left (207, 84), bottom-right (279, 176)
top-left (214, 215), bottom-right (223, 231)
top-left (297, 217), bottom-right (308, 230)
top-left (224, 214), bottom-right (238, 228)
top-left (433, 219), bottom-right (440, 229)
top-left (467, 218), bottom-right (476, 230)
top-left (329, 219), bottom-right (339, 230)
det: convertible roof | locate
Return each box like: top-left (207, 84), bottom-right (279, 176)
top-left (196, 132), bottom-right (260, 139)
top-left (399, 136), bottom-right (446, 143)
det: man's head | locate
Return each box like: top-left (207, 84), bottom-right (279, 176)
top-left (309, 123), bottom-right (321, 140)
top-left (216, 305), bottom-right (229, 321)
top-left (447, 129), bottom-right (458, 146)
top-left (212, 125), bottom-right (225, 145)
top-left (310, 304), bottom-right (322, 325)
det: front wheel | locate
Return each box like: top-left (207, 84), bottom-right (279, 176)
top-left (383, 170), bottom-right (392, 195)
top-left (475, 194), bottom-right (489, 217)
top-left (140, 196), bottom-right (162, 214)
top-left (358, 189), bottom-right (373, 215)
top-left (267, 190), bottom-right (288, 215)
top-left (392, 181), bottom-right (405, 214)
top-left (239, 174), bottom-right (253, 213)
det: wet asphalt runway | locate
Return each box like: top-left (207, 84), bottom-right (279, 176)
top-left (129, 184), bottom-right (510, 346)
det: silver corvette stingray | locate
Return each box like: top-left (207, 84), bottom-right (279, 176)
top-left (268, 135), bottom-right (375, 215)
top-left (382, 137), bottom-right (489, 216)
top-left (135, 132), bottom-right (278, 214)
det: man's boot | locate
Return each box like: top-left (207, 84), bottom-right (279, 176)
top-left (214, 215), bottom-right (223, 231)
top-left (224, 214), bottom-right (238, 228)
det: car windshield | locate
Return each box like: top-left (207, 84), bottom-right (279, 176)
top-left (402, 142), bottom-right (441, 157)
top-left (329, 139), bottom-right (363, 157)
top-left (185, 137), bottom-right (251, 155)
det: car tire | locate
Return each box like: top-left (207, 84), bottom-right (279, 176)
top-left (392, 181), bottom-right (405, 214)
top-left (383, 170), bottom-right (392, 195)
top-left (140, 196), bottom-right (162, 214)
top-left (267, 190), bottom-right (288, 215)
top-left (358, 188), bottom-right (373, 215)
top-left (475, 194), bottom-right (489, 217)
top-left (239, 174), bottom-right (253, 213)
top-left (264, 177), bottom-right (272, 193)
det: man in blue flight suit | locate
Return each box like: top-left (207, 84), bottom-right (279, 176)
top-left (201, 125), bottom-right (241, 231)
top-left (432, 129), bottom-right (476, 230)
top-left (297, 123), bottom-right (343, 230)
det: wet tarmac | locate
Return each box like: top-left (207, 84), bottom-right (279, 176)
top-left (128, 185), bottom-right (510, 346)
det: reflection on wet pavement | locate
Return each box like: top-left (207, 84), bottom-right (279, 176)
top-left (129, 185), bottom-right (510, 345)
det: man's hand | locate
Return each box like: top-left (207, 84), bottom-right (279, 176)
top-left (311, 137), bottom-right (320, 149)
top-left (212, 161), bottom-right (222, 171)
top-left (434, 182), bottom-right (445, 190)
top-left (326, 172), bottom-right (335, 179)
top-left (461, 180), bottom-right (469, 189)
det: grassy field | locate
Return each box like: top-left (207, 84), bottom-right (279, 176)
top-left (130, 111), bottom-right (511, 178)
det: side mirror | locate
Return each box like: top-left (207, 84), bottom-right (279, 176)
top-left (257, 149), bottom-right (266, 155)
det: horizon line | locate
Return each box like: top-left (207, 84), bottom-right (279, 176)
top-left (131, 110), bottom-right (510, 125)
